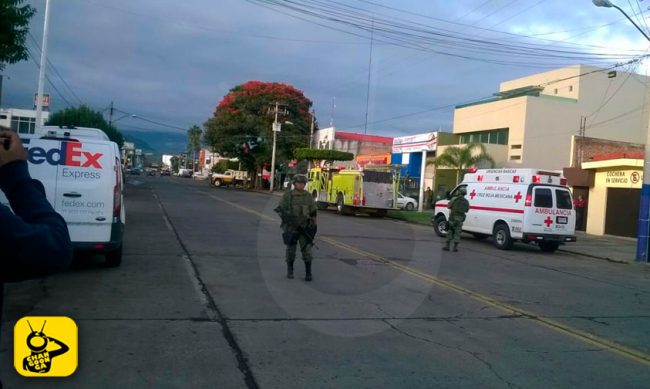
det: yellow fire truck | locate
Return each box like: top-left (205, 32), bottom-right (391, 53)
top-left (308, 166), bottom-right (398, 217)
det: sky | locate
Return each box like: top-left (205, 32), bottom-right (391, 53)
top-left (3, 0), bottom-right (650, 152)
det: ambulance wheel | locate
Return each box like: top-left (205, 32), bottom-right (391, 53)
top-left (539, 242), bottom-right (560, 253)
top-left (493, 224), bottom-right (513, 250)
top-left (472, 233), bottom-right (489, 240)
top-left (105, 246), bottom-right (123, 267)
top-left (433, 215), bottom-right (448, 237)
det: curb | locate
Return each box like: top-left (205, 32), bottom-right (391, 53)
top-left (557, 248), bottom-right (630, 265)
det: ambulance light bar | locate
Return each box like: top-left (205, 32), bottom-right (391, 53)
top-left (513, 176), bottom-right (520, 183)
top-left (532, 176), bottom-right (541, 183)
top-left (560, 178), bottom-right (567, 185)
top-left (467, 168), bottom-right (478, 173)
top-left (525, 194), bottom-right (532, 207)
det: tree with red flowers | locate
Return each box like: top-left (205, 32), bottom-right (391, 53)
top-left (204, 81), bottom-right (317, 184)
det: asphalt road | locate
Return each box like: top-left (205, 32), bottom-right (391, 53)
top-left (2, 176), bottom-right (650, 388)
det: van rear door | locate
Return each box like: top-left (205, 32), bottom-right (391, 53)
top-left (53, 140), bottom-right (115, 243)
top-left (525, 186), bottom-right (574, 236)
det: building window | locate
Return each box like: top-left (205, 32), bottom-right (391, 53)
top-left (458, 128), bottom-right (509, 145)
top-left (511, 144), bottom-right (522, 149)
top-left (0, 115), bottom-right (7, 119)
top-left (510, 155), bottom-right (521, 160)
top-left (10, 116), bottom-right (36, 134)
top-left (568, 85), bottom-right (573, 92)
top-left (554, 88), bottom-right (558, 94)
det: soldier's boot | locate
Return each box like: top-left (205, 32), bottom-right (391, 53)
top-left (452, 242), bottom-right (459, 252)
top-left (442, 241), bottom-right (450, 251)
top-left (286, 261), bottom-right (294, 279)
top-left (305, 262), bottom-right (313, 282)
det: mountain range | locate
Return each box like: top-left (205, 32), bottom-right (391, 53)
top-left (122, 130), bottom-right (188, 156)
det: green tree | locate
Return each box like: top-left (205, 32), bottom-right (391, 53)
top-left (187, 125), bottom-right (202, 153)
top-left (211, 159), bottom-right (239, 174)
top-left (204, 81), bottom-right (316, 187)
top-left (0, 0), bottom-right (35, 71)
top-left (187, 124), bottom-right (202, 171)
top-left (429, 143), bottom-right (496, 185)
top-left (46, 105), bottom-right (124, 146)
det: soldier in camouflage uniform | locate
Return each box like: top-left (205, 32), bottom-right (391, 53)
top-left (443, 186), bottom-right (470, 252)
top-left (276, 174), bottom-right (317, 281)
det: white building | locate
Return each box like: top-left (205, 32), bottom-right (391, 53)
top-left (0, 108), bottom-right (49, 134)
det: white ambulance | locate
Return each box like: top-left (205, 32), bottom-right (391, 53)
top-left (1, 126), bottom-right (125, 266)
top-left (432, 168), bottom-right (576, 252)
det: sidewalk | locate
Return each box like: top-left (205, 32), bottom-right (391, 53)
top-left (559, 232), bottom-right (637, 264)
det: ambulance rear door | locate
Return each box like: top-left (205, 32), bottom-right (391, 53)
top-left (524, 185), bottom-right (575, 237)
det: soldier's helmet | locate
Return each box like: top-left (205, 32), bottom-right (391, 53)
top-left (457, 186), bottom-right (467, 195)
top-left (292, 174), bottom-right (308, 184)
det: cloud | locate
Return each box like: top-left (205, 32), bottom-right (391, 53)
top-left (3, 0), bottom-right (648, 150)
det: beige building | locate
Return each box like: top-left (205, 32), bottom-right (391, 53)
top-left (433, 65), bottom-right (648, 237)
top-left (451, 65), bottom-right (648, 169)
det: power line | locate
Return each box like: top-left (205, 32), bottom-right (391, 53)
top-left (24, 48), bottom-right (74, 108)
top-left (338, 59), bottom-right (646, 130)
top-left (28, 32), bottom-right (84, 106)
top-left (113, 108), bottom-right (189, 131)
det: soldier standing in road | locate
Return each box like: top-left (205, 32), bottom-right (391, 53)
top-left (443, 186), bottom-right (470, 252)
top-left (275, 174), bottom-right (317, 281)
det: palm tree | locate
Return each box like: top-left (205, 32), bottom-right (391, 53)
top-left (429, 143), bottom-right (496, 185)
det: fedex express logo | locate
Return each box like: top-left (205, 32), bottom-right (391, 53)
top-left (24, 139), bottom-right (104, 169)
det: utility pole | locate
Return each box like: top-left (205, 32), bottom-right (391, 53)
top-left (593, 0), bottom-right (650, 262)
top-left (35, 0), bottom-right (52, 134)
top-left (108, 101), bottom-right (114, 128)
top-left (269, 102), bottom-right (287, 192)
top-left (309, 109), bottom-right (315, 148)
top-left (0, 75), bottom-right (4, 109)
top-left (364, 18), bottom-right (375, 135)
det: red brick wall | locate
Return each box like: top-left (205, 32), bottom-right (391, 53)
top-left (574, 136), bottom-right (644, 166)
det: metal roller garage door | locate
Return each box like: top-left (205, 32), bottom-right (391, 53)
top-left (605, 188), bottom-right (640, 238)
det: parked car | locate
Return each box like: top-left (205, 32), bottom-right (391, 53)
top-left (178, 168), bottom-right (193, 178)
top-left (147, 169), bottom-right (157, 176)
top-left (161, 169), bottom-right (171, 176)
top-left (397, 193), bottom-right (418, 211)
top-left (130, 168), bottom-right (142, 176)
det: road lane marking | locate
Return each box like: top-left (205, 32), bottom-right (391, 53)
top-left (202, 192), bottom-right (650, 367)
top-left (319, 236), bottom-right (650, 368)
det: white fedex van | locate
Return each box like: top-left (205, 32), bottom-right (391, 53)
top-left (432, 168), bottom-right (576, 252)
top-left (1, 127), bottom-right (125, 266)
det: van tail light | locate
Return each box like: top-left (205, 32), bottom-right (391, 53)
top-left (513, 176), bottom-right (520, 183)
top-left (560, 178), bottom-right (567, 185)
top-left (532, 176), bottom-right (541, 183)
top-left (362, 196), bottom-right (366, 206)
top-left (525, 194), bottom-right (532, 207)
top-left (113, 158), bottom-right (122, 218)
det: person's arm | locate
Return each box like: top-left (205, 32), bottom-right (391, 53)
top-left (0, 131), bottom-right (72, 282)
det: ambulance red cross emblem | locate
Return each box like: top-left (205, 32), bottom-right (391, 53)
top-left (470, 189), bottom-right (477, 200)
top-left (514, 192), bottom-right (522, 203)
top-left (544, 216), bottom-right (553, 227)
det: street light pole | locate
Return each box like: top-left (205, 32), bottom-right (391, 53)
top-left (593, 0), bottom-right (650, 262)
top-left (35, 0), bottom-right (52, 133)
